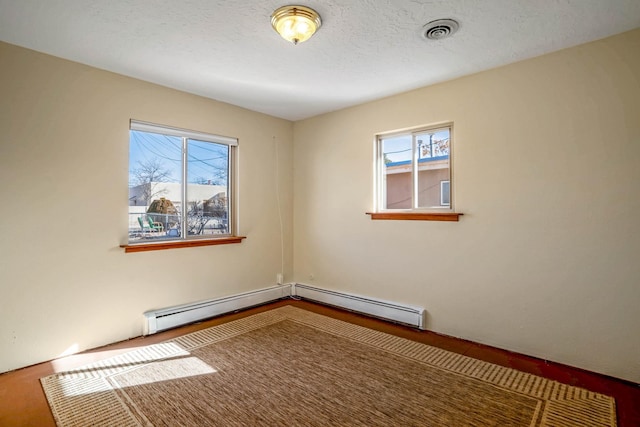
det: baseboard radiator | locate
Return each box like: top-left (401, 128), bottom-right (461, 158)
top-left (292, 283), bottom-right (426, 330)
top-left (143, 283), bottom-right (426, 334)
top-left (143, 285), bottom-right (290, 335)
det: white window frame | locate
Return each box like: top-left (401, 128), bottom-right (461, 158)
top-left (128, 120), bottom-right (238, 243)
top-left (375, 123), bottom-right (452, 213)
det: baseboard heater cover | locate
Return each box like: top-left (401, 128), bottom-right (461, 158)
top-left (143, 285), bottom-right (290, 335)
top-left (143, 283), bottom-right (426, 335)
top-left (292, 283), bottom-right (426, 330)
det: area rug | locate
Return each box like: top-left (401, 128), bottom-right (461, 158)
top-left (41, 306), bottom-right (616, 426)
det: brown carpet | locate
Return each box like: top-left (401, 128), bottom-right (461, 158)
top-left (41, 306), bottom-right (616, 426)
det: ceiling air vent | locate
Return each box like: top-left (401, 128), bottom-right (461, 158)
top-left (422, 19), bottom-right (459, 40)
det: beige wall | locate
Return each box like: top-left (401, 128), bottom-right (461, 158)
top-left (0, 42), bottom-right (294, 374)
top-left (2, 28), bottom-right (639, 383)
top-left (293, 29), bottom-right (640, 382)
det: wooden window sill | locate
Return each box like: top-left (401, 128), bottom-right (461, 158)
top-left (366, 212), bottom-right (462, 222)
top-left (120, 236), bottom-right (246, 253)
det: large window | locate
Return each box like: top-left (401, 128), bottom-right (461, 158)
top-left (128, 120), bottom-right (237, 244)
top-left (376, 125), bottom-right (452, 211)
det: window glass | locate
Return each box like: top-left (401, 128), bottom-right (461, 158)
top-left (441, 181), bottom-right (450, 206)
top-left (186, 140), bottom-right (229, 236)
top-left (381, 135), bottom-right (412, 209)
top-left (416, 128), bottom-right (450, 209)
top-left (128, 122), bottom-right (235, 243)
top-left (378, 125), bottom-right (451, 211)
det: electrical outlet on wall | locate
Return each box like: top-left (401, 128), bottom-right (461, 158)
top-left (277, 273), bottom-right (283, 285)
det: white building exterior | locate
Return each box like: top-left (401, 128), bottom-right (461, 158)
top-left (128, 182), bottom-right (228, 233)
top-left (128, 182), bottom-right (226, 207)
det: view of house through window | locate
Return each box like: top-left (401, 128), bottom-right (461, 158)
top-left (378, 125), bottom-right (451, 210)
top-left (128, 121), bottom-right (236, 243)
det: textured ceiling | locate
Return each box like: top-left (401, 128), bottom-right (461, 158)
top-left (1, 0), bottom-right (639, 121)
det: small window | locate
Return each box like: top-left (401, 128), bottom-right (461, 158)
top-left (376, 125), bottom-right (451, 211)
top-left (128, 120), bottom-right (237, 244)
top-left (440, 180), bottom-right (450, 206)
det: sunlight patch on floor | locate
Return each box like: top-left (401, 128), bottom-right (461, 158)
top-left (112, 356), bottom-right (218, 387)
top-left (54, 342), bottom-right (218, 397)
top-left (57, 343), bottom-right (79, 358)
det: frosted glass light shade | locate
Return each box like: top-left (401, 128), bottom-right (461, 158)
top-left (271, 5), bottom-right (322, 45)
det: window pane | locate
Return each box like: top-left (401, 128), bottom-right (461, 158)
top-left (186, 140), bottom-right (229, 236)
top-left (416, 129), bottom-right (450, 208)
top-left (128, 130), bottom-right (182, 242)
top-left (381, 135), bottom-right (412, 209)
top-left (441, 181), bottom-right (450, 206)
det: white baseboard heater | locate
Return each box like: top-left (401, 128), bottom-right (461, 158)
top-left (293, 283), bottom-right (426, 330)
top-left (143, 283), bottom-right (426, 335)
top-left (143, 285), bottom-right (290, 335)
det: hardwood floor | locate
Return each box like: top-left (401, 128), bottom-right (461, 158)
top-left (1, 299), bottom-right (638, 426)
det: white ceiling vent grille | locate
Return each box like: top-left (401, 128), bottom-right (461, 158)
top-left (422, 19), bottom-right (459, 40)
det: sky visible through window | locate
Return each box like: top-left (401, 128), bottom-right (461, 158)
top-left (129, 130), bottom-right (228, 186)
top-left (382, 129), bottom-right (449, 163)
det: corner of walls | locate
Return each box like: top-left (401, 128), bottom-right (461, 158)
top-left (290, 29), bottom-right (640, 383)
top-left (0, 41), bottom-right (296, 374)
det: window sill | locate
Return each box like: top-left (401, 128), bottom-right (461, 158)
top-left (120, 236), bottom-right (246, 253)
top-left (366, 212), bottom-right (462, 222)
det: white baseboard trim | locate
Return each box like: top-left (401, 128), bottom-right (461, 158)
top-left (143, 285), bottom-right (290, 334)
top-left (143, 283), bottom-right (426, 334)
top-left (292, 283), bottom-right (426, 330)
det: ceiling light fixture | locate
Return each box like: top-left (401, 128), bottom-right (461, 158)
top-left (271, 5), bottom-right (322, 45)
